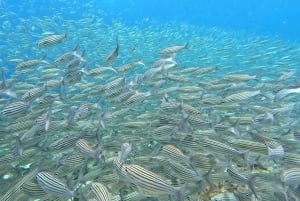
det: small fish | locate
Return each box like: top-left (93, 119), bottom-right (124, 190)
top-left (222, 73), bottom-right (258, 82)
top-left (124, 163), bottom-right (185, 201)
top-left (36, 171), bottom-right (74, 198)
top-left (22, 85), bottom-right (46, 102)
top-left (226, 165), bottom-right (258, 199)
top-left (54, 45), bottom-right (84, 64)
top-left (274, 86), bottom-right (300, 101)
top-left (280, 168), bottom-right (300, 187)
top-left (88, 66), bottom-right (117, 77)
top-left (105, 37), bottom-right (119, 64)
top-left (0, 168), bottom-right (38, 201)
top-left (75, 139), bottom-right (104, 163)
top-left (1, 101), bottom-right (30, 117)
top-left (161, 144), bottom-right (196, 170)
top-left (123, 91), bottom-right (151, 106)
top-left (160, 42), bottom-right (188, 55)
top-left (21, 181), bottom-right (47, 198)
top-left (198, 138), bottom-right (249, 162)
top-left (117, 60), bottom-right (145, 73)
top-left (223, 90), bottom-right (261, 103)
top-left (90, 182), bottom-right (111, 201)
top-left (16, 56), bottom-right (49, 71)
top-left (37, 34), bottom-right (66, 48)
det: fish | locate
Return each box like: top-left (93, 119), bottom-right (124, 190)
top-left (75, 139), bottom-right (104, 163)
top-left (197, 138), bottom-right (249, 162)
top-left (226, 165), bottom-right (258, 199)
top-left (36, 171), bottom-right (74, 198)
top-left (223, 90), bottom-right (261, 103)
top-left (280, 168), bottom-right (300, 187)
top-left (123, 163), bottom-right (185, 200)
top-left (90, 182), bottom-right (111, 201)
top-left (1, 101), bottom-right (30, 117)
top-left (117, 60), bottom-right (145, 73)
top-left (160, 42), bottom-right (189, 55)
top-left (2, 8), bottom-right (300, 201)
top-left (105, 37), bottom-right (119, 64)
top-left (15, 56), bottom-right (49, 71)
top-left (37, 34), bottom-right (66, 48)
top-left (274, 86), bottom-right (300, 101)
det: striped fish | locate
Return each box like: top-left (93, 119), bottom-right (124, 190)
top-left (223, 90), bottom-right (261, 103)
top-left (37, 34), bottom-right (66, 48)
top-left (233, 191), bottom-right (252, 201)
top-left (1, 101), bottom-right (30, 117)
top-left (16, 57), bottom-right (49, 71)
top-left (54, 47), bottom-right (79, 64)
top-left (45, 79), bottom-right (63, 91)
top-left (36, 95), bottom-right (55, 109)
top-left (160, 42), bottom-right (188, 55)
top-left (166, 160), bottom-right (203, 183)
top-left (160, 101), bottom-right (182, 112)
top-left (265, 140), bottom-right (285, 160)
top-left (22, 85), bottom-right (46, 102)
top-left (112, 158), bottom-right (128, 180)
top-left (123, 91), bottom-right (151, 106)
top-left (75, 139), bottom-right (104, 162)
top-left (121, 191), bottom-right (146, 201)
top-left (151, 125), bottom-right (177, 141)
top-left (124, 163), bottom-right (185, 200)
top-left (198, 138), bottom-right (249, 161)
top-left (21, 182), bottom-right (47, 198)
top-left (117, 60), bottom-right (144, 73)
top-left (91, 182), bottom-right (111, 201)
top-left (226, 166), bottom-right (258, 199)
top-left (283, 152), bottom-right (300, 167)
top-left (161, 144), bottom-right (189, 163)
top-left (105, 76), bottom-right (126, 92)
top-left (0, 168), bottom-right (38, 201)
top-left (280, 168), bottom-right (300, 186)
top-left (36, 171), bottom-right (74, 198)
top-left (56, 152), bottom-right (85, 168)
top-left (88, 67), bottom-right (117, 77)
top-left (161, 144), bottom-right (197, 171)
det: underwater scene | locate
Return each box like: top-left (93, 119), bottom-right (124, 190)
top-left (1, 0), bottom-right (300, 200)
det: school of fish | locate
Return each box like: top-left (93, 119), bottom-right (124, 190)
top-left (1, 3), bottom-right (300, 201)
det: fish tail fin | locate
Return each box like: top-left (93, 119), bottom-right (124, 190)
top-left (187, 155), bottom-right (197, 171)
top-left (248, 174), bottom-right (258, 199)
top-left (240, 150), bottom-right (250, 167)
top-left (73, 44), bottom-right (79, 51)
top-left (175, 184), bottom-right (186, 201)
top-left (14, 136), bottom-right (23, 156)
top-left (184, 41), bottom-right (189, 49)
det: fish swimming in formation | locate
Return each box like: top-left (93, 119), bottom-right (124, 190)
top-left (1, 9), bottom-right (300, 201)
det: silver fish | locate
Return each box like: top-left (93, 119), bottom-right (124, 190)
top-left (36, 171), bottom-right (74, 198)
top-left (124, 163), bottom-right (185, 200)
top-left (90, 182), bottom-right (111, 201)
top-left (37, 34), bottom-right (66, 48)
top-left (160, 42), bottom-right (188, 55)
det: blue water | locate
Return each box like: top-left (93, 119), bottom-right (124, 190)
top-left (1, 0), bottom-right (300, 42)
